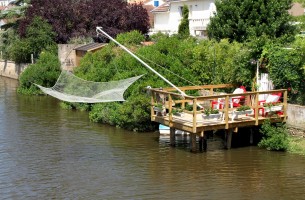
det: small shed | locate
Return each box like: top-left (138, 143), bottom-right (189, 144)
top-left (74, 43), bottom-right (107, 66)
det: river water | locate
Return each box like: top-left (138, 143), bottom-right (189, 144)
top-left (1, 76), bottom-right (305, 200)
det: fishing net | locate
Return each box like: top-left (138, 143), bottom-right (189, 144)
top-left (35, 71), bottom-right (143, 103)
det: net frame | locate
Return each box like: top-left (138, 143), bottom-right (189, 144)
top-left (35, 71), bottom-right (143, 103)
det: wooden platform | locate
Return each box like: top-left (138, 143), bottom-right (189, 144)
top-left (148, 84), bottom-right (287, 152)
top-left (153, 112), bottom-right (286, 134)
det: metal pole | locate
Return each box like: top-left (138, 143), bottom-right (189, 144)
top-left (96, 27), bottom-right (187, 97)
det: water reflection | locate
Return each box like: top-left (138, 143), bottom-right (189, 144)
top-left (1, 76), bottom-right (305, 199)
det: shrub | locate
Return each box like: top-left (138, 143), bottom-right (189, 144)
top-left (116, 30), bottom-right (145, 46)
top-left (258, 120), bottom-right (289, 151)
top-left (18, 51), bottom-right (61, 95)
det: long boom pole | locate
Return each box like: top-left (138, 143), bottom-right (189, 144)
top-left (96, 27), bottom-right (186, 97)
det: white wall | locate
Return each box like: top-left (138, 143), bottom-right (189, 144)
top-left (0, 0), bottom-right (10, 7)
top-left (154, 13), bottom-right (171, 33)
top-left (152, 0), bottom-right (216, 36)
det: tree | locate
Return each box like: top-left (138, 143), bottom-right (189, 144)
top-left (18, 0), bottom-right (150, 43)
top-left (0, 0), bottom-right (30, 30)
top-left (207, 0), bottom-right (296, 43)
top-left (178, 5), bottom-right (190, 37)
top-left (0, 0), bottom-right (30, 59)
top-left (9, 16), bottom-right (57, 63)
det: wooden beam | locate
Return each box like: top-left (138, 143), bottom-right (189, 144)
top-left (190, 133), bottom-right (197, 152)
top-left (283, 90), bottom-right (288, 122)
top-left (255, 92), bottom-right (259, 126)
top-left (225, 129), bottom-right (233, 149)
top-left (170, 127), bottom-right (175, 147)
top-left (225, 95), bottom-right (229, 129)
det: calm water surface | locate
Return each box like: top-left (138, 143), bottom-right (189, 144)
top-left (1, 76), bottom-right (305, 200)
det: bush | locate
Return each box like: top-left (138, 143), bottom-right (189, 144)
top-left (18, 51), bottom-right (61, 95)
top-left (258, 120), bottom-right (289, 151)
top-left (116, 30), bottom-right (145, 46)
top-left (89, 95), bottom-right (156, 132)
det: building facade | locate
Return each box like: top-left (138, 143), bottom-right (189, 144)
top-left (151, 0), bottom-right (216, 37)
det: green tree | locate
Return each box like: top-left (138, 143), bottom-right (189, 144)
top-left (9, 16), bottom-right (56, 63)
top-left (262, 40), bottom-right (305, 105)
top-left (0, 0), bottom-right (31, 60)
top-left (178, 5), bottom-right (190, 37)
top-left (207, 0), bottom-right (296, 43)
top-left (18, 51), bottom-right (61, 95)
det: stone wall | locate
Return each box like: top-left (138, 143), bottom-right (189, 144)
top-left (287, 104), bottom-right (305, 130)
top-left (58, 44), bottom-right (82, 71)
top-left (0, 60), bottom-right (28, 80)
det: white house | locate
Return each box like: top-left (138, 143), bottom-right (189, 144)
top-left (0, 0), bottom-right (10, 7)
top-left (151, 0), bottom-right (216, 37)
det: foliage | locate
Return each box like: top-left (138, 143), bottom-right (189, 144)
top-left (71, 32), bottom-right (259, 131)
top-left (288, 135), bottom-right (305, 155)
top-left (9, 16), bottom-right (56, 63)
top-left (262, 42), bottom-right (305, 105)
top-left (178, 5), bottom-right (190, 38)
top-left (203, 108), bottom-right (219, 116)
top-left (172, 108), bottom-right (183, 115)
top-left (263, 102), bottom-right (281, 108)
top-left (19, 0), bottom-right (150, 43)
top-left (89, 95), bottom-right (156, 132)
top-left (208, 0), bottom-right (296, 44)
top-left (258, 120), bottom-right (289, 151)
top-left (191, 39), bottom-right (254, 86)
top-left (116, 30), bottom-right (145, 46)
top-left (17, 51), bottom-right (61, 94)
top-left (0, 0), bottom-right (30, 30)
top-left (236, 105), bottom-right (251, 111)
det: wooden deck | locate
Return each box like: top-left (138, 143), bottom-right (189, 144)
top-left (149, 84), bottom-right (287, 152)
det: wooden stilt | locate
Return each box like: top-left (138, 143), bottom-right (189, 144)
top-left (225, 129), bottom-right (233, 149)
top-left (203, 133), bottom-right (207, 151)
top-left (250, 128), bottom-right (254, 145)
top-left (199, 131), bottom-right (204, 152)
top-left (190, 133), bottom-right (197, 153)
top-left (170, 127), bottom-right (175, 147)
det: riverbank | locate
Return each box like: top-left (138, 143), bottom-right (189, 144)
top-left (288, 127), bottom-right (305, 155)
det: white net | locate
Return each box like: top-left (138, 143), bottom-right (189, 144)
top-left (35, 71), bottom-right (143, 103)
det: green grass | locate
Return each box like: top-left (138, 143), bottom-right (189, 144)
top-left (288, 136), bottom-right (305, 155)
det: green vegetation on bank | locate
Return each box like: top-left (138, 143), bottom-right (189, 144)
top-left (259, 120), bottom-right (289, 151)
top-left (288, 136), bottom-right (305, 155)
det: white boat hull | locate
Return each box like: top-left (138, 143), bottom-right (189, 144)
top-left (159, 124), bottom-right (189, 135)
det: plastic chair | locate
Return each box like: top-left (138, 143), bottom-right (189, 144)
top-left (256, 92), bottom-right (282, 117)
top-left (231, 86), bottom-right (246, 107)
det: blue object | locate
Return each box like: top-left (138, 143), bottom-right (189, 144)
top-left (154, 0), bottom-right (159, 7)
top-left (159, 124), bottom-right (169, 130)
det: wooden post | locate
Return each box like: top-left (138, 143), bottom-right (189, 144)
top-left (203, 132), bottom-right (207, 151)
top-left (250, 128), bottom-right (254, 145)
top-left (190, 133), bottom-right (197, 152)
top-left (151, 92), bottom-right (155, 120)
top-left (199, 131), bottom-right (207, 152)
top-left (225, 95), bottom-right (229, 129)
top-left (192, 98), bottom-right (197, 133)
top-left (255, 91), bottom-right (259, 125)
top-left (170, 127), bottom-right (176, 147)
top-left (225, 129), bottom-right (233, 149)
top-left (168, 94), bottom-right (173, 123)
top-left (283, 90), bottom-right (288, 122)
